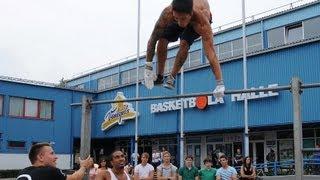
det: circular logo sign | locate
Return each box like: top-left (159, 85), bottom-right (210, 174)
top-left (196, 96), bottom-right (208, 110)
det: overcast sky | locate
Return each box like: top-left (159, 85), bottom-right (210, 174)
top-left (0, 0), bottom-right (304, 83)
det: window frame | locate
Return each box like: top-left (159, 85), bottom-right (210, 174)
top-left (303, 16), bottom-right (320, 39)
top-left (9, 96), bottom-right (53, 120)
top-left (246, 33), bottom-right (263, 53)
top-left (218, 41), bottom-right (232, 60)
top-left (98, 74), bottom-right (120, 90)
top-left (267, 27), bottom-right (285, 48)
top-left (285, 23), bottom-right (303, 44)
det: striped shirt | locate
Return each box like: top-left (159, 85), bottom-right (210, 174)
top-left (216, 166), bottom-right (237, 180)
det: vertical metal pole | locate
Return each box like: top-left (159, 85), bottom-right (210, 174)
top-left (291, 77), bottom-right (303, 180)
top-left (180, 66), bottom-right (185, 167)
top-left (134, 0), bottom-right (141, 167)
top-left (80, 96), bottom-right (92, 180)
top-left (242, 0), bottom-right (249, 157)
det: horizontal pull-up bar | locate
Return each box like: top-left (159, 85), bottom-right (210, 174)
top-left (70, 82), bottom-right (320, 106)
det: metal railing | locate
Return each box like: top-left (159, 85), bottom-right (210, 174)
top-left (212, 0), bottom-right (318, 32)
top-left (234, 158), bottom-right (320, 176)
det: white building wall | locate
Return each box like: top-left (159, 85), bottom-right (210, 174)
top-left (0, 154), bottom-right (72, 170)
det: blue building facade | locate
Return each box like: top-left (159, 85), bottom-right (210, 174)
top-left (0, 0), bottom-right (320, 170)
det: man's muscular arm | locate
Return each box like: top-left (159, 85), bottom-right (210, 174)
top-left (146, 7), bottom-right (172, 62)
top-left (95, 170), bottom-right (109, 180)
top-left (201, 23), bottom-right (222, 81)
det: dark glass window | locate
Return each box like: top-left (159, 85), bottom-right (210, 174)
top-left (277, 130), bottom-right (293, 139)
top-left (303, 129), bottom-right (314, 138)
top-left (206, 135), bottom-right (223, 143)
top-left (8, 141), bottom-right (25, 148)
top-left (186, 137), bottom-right (201, 144)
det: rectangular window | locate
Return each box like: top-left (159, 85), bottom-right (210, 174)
top-left (121, 71), bottom-right (130, 85)
top-left (316, 129), bottom-right (320, 137)
top-left (24, 99), bottom-right (38, 117)
top-left (303, 129), bottom-right (314, 138)
top-left (40, 101), bottom-right (52, 119)
top-left (9, 97), bottom-right (24, 116)
top-left (7, 141), bottom-right (26, 149)
top-left (268, 27), bottom-right (285, 48)
top-left (247, 33), bottom-right (263, 53)
top-left (98, 77), bottom-right (107, 90)
top-left (0, 95), bottom-right (3, 116)
top-left (186, 137), bottom-right (201, 144)
top-left (9, 97), bottom-right (53, 119)
top-left (121, 69), bottom-right (142, 85)
top-left (110, 74), bottom-right (119, 87)
top-left (138, 66), bottom-right (144, 81)
top-left (286, 23), bottom-right (303, 43)
top-left (189, 50), bottom-right (201, 67)
top-left (304, 16), bottom-right (320, 39)
top-left (278, 140), bottom-right (294, 161)
top-left (232, 39), bottom-right (243, 56)
top-left (277, 130), bottom-right (293, 139)
top-left (165, 57), bottom-right (175, 74)
top-left (129, 69), bottom-right (137, 83)
top-left (206, 135), bottom-right (223, 143)
top-left (98, 74), bottom-right (119, 90)
top-left (219, 41), bottom-right (232, 59)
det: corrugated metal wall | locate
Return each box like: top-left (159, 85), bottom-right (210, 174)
top-left (93, 41), bottom-right (320, 138)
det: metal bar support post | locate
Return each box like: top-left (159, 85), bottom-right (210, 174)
top-left (80, 96), bottom-right (92, 180)
top-left (291, 77), bottom-right (303, 180)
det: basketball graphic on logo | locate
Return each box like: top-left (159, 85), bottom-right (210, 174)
top-left (196, 96), bottom-right (208, 110)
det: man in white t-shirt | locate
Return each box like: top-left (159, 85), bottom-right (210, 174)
top-left (216, 155), bottom-right (237, 180)
top-left (134, 152), bottom-right (154, 180)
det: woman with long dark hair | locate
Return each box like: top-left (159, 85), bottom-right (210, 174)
top-left (240, 156), bottom-right (256, 180)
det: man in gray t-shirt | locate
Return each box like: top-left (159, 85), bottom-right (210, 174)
top-left (157, 151), bottom-right (177, 179)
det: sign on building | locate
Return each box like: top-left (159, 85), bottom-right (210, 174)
top-left (101, 92), bottom-right (137, 131)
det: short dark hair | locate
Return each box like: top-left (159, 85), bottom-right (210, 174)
top-left (203, 157), bottom-right (212, 164)
top-left (29, 143), bottom-right (51, 164)
top-left (219, 154), bottom-right (227, 160)
top-left (172, 0), bottom-right (193, 14)
top-left (185, 155), bottom-right (193, 160)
